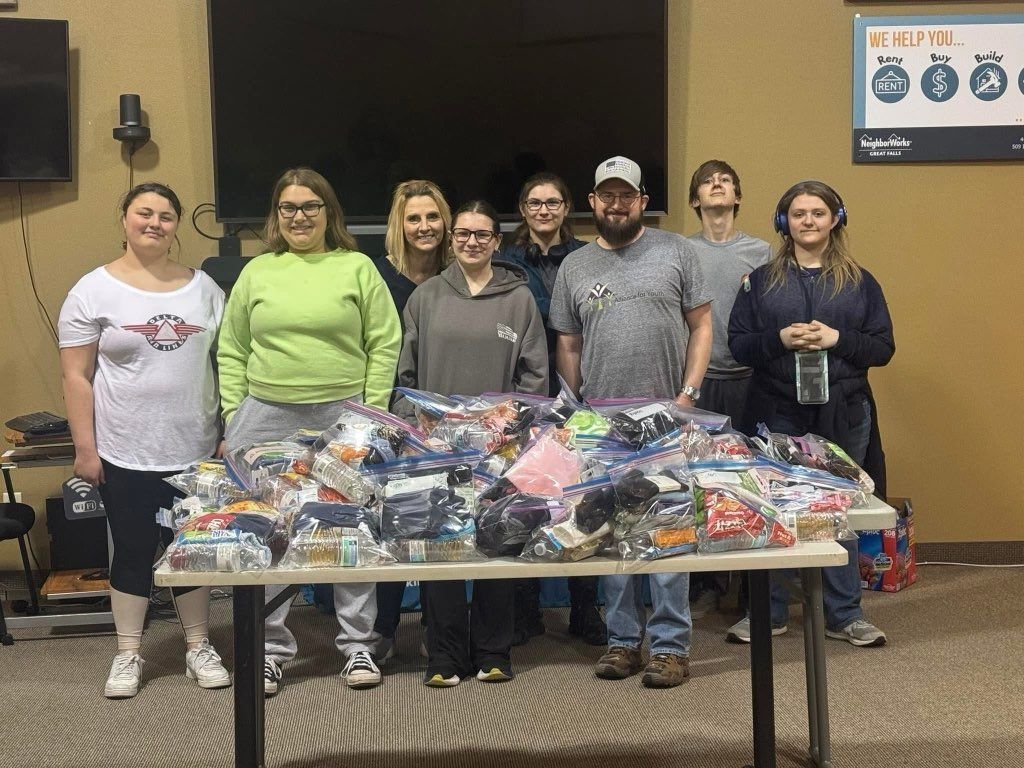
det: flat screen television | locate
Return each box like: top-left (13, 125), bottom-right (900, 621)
top-left (0, 18), bottom-right (72, 182)
top-left (207, 0), bottom-right (666, 223)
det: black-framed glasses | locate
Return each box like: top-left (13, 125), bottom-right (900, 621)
top-left (593, 191), bottom-right (642, 205)
top-left (524, 198), bottom-right (564, 212)
top-left (451, 228), bottom-right (497, 244)
top-left (278, 201), bottom-right (325, 218)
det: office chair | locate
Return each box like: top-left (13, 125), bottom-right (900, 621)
top-left (0, 502), bottom-right (40, 645)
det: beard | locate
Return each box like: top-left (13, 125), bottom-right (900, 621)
top-left (594, 210), bottom-right (643, 247)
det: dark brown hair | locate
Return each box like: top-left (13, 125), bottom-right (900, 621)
top-left (511, 172), bottom-right (575, 246)
top-left (688, 159), bottom-right (742, 219)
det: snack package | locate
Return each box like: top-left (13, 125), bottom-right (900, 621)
top-left (475, 493), bottom-right (564, 557)
top-left (156, 495), bottom-right (219, 532)
top-left (755, 425), bottom-right (875, 494)
top-left (693, 475), bottom-right (796, 553)
top-left (164, 499), bottom-right (281, 571)
top-left (279, 502), bottom-right (393, 568)
top-left (165, 460), bottom-right (247, 504)
top-left (371, 451), bottom-right (483, 562)
top-left (590, 398), bottom-right (730, 449)
top-left (225, 441), bottom-right (306, 491)
top-left (520, 478), bottom-right (616, 562)
top-left (608, 444), bottom-right (697, 560)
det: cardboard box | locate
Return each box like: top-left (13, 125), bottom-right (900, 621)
top-left (858, 497), bottom-right (917, 592)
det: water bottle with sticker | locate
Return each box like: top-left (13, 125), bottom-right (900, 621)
top-left (795, 350), bottom-right (829, 404)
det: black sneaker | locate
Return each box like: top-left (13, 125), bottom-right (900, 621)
top-left (264, 658), bottom-right (282, 697)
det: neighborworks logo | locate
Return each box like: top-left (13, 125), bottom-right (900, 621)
top-left (859, 133), bottom-right (913, 150)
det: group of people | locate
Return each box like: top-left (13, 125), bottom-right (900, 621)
top-left (57, 153), bottom-right (894, 699)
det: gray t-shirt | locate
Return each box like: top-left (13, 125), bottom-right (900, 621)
top-left (685, 232), bottom-right (772, 379)
top-left (549, 227), bottom-right (712, 400)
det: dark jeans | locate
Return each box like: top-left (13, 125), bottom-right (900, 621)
top-left (421, 579), bottom-right (513, 677)
top-left (99, 459), bottom-right (197, 599)
top-left (767, 397), bottom-right (872, 630)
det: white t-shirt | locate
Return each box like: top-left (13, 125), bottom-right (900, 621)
top-left (58, 266), bottom-right (225, 471)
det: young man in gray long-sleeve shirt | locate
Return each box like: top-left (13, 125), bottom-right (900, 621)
top-left (684, 159), bottom-right (771, 614)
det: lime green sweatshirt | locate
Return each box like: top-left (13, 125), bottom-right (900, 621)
top-left (217, 249), bottom-right (401, 421)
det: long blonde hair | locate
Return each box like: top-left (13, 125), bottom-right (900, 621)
top-left (384, 180), bottom-right (453, 276)
top-left (263, 167), bottom-right (358, 254)
top-left (766, 180), bottom-right (861, 298)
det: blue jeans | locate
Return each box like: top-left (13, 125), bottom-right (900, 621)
top-left (603, 573), bottom-right (692, 656)
top-left (768, 398), bottom-right (872, 631)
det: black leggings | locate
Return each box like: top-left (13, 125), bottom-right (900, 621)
top-left (99, 459), bottom-right (197, 599)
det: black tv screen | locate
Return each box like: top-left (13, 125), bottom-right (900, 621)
top-left (207, 0), bottom-right (666, 223)
top-left (0, 18), bottom-right (72, 182)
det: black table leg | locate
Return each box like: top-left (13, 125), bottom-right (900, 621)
top-left (746, 570), bottom-right (777, 768)
top-left (234, 585), bottom-right (265, 768)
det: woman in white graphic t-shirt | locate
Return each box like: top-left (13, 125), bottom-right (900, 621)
top-left (58, 183), bottom-right (228, 699)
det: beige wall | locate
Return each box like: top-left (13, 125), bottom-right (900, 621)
top-left (1, 1), bottom-right (1021, 570)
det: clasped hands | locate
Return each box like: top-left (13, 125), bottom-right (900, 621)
top-left (779, 320), bottom-right (839, 351)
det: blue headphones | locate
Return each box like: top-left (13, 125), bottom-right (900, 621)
top-left (773, 180), bottom-right (848, 236)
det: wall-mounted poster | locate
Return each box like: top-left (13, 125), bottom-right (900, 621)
top-left (853, 14), bottom-right (1024, 162)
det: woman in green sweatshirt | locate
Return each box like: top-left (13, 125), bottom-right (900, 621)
top-left (397, 199), bottom-right (548, 686)
top-left (218, 167), bottom-right (401, 696)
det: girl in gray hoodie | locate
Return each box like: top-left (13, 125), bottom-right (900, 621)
top-left (396, 200), bottom-right (548, 686)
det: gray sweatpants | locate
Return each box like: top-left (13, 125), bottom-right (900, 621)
top-left (225, 394), bottom-right (379, 664)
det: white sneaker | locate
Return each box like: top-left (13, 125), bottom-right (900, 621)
top-left (185, 638), bottom-right (232, 689)
top-left (342, 650), bottom-right (381, 689)
top-left (104, 652), bottom-right (143, 698)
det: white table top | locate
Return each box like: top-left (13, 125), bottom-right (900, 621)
top-left (847, 496), bottom-right (898, 532)
top-left (154, 540), bottom-right (848, 588)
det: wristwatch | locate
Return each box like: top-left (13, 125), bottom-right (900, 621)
top-left (679, 385), bottom-right (701, 403)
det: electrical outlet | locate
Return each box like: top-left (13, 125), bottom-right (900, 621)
top-left (2, 493), bottom-right (23, 503)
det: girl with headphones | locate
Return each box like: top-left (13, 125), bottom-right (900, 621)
top-left (726, 180), bottom-right (894, 648)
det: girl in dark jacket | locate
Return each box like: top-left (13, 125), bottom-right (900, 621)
top-left (727, 180), bottom-right (894, 648)
top-left (500, 173), bottom-right (605, 648)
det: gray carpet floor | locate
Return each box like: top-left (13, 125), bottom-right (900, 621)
top-left (1, 565), bottom-right (1022, 768)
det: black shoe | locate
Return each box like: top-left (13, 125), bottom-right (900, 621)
top-left (512, 616), bottom-right (545, 646)
top-left (568, 603), bottom-right (607, 646)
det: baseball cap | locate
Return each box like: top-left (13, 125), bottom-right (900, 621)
top-left (594, 156), bottom-right (644, 192)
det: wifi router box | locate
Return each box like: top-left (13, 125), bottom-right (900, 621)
top-left (47, 495), bottom-right (108, 571)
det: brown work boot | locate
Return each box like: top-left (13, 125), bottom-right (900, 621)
top-left (594, 646), bottom-right (644, 679)
top-left (641, 653), bottom-right (690, 688)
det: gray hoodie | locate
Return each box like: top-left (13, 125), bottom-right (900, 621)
top-left (396, 260), bottom-right (548, 401)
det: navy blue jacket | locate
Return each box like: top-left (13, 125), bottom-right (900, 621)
top-left (501, 237), bottom-right (586, 395)
top-left (500, 237), bottom-right (586, 321)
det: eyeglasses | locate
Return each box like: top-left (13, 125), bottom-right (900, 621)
top-left (593, 191), bottom-right (642, 206)
top-left (451, 228), bottom-right (497, 244)
top-left (524, 198), bottom-right (564, 212)
top-left (278, 201), bottom-right (325, 218)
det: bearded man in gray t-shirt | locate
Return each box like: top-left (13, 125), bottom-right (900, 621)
top-left (549, 156), bottom-right (712, 689)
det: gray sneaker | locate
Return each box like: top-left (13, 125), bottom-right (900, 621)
top-left (826, 619), bottom-right (886, 647)
top-left (725, 617), bottom-right (788, 644)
